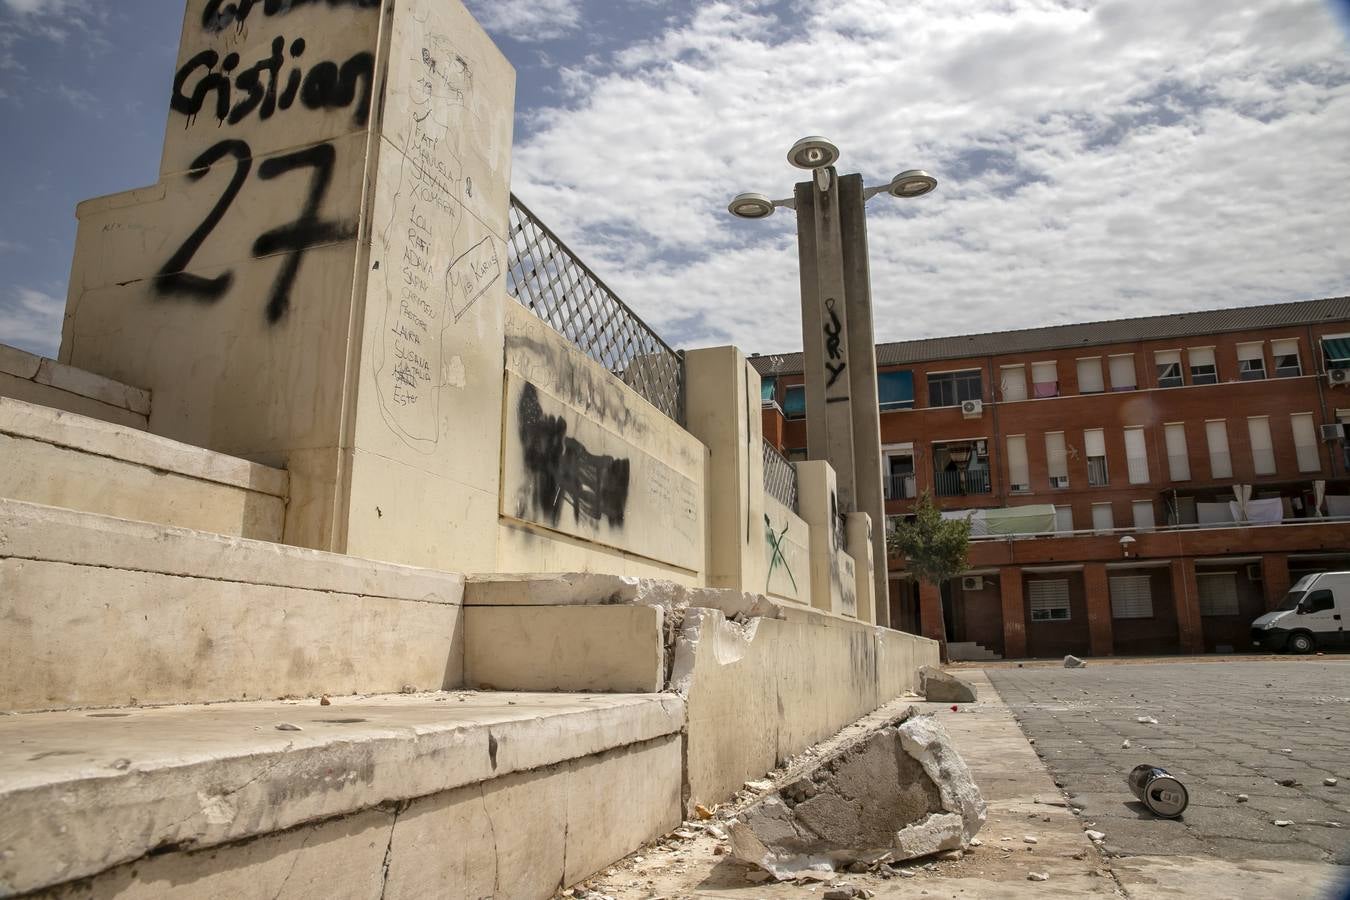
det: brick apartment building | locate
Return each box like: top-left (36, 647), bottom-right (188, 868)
top-left (754, 297), bottom-right (1350, 658)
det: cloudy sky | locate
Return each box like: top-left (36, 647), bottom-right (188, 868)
top-left (1, 0), bottom-right (1348, 359)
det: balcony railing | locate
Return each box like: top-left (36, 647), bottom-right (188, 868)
top-left (934, 469), bottom-right (992, 497)
top-left (966, 515), bottom-right (1350, 542)
top-left (886, 474), bottom-right (917, 501)
top-left (1087, 457), bottom-right (1109, 486)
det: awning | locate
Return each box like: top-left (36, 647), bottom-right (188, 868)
top-left (1322, 337), bottom-right (1350, 365)
top-left (942, 504), bottom-right (1056, 536)
top-left (878, 370), bottom-right (914, 410)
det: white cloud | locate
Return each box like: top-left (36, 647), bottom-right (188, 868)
top-left (0, 287), bottom-right (62, 357)
top-left (464, 0), bottom-right (582, 42)
top-left (506, 0), bottom-right (1350, 353)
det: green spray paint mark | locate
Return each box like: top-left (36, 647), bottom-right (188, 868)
top-left (765, 514), bottom-right (798, 594)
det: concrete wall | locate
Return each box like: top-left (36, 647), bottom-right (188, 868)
top-left (764, 493), bottom-right (811, 605)
top-left (0, 343), bottom-right (149, 430)
top-left (1, 396), bottom-right (286, 541)
top-left (0, 498), bottom-right (464, 710)
top-left (498, 303), bottom-right (708, 583)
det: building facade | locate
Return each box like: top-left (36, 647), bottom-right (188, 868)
top-left (755, 297), bottom-right (1350, 658)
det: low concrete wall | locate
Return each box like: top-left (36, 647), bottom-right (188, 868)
top-left (0, 343), bottom-right (149, 431)
top-left (0, 396), bottom-right (286, 541)
top-left (764, 493), bottom-right (811, 605)
top-left (0, 499), bottom-right (464, 711)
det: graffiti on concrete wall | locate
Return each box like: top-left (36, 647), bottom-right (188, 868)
top-left (154, 1), bottom-right (377, 324)
top-left (764, 513), bottom-right (798, 595)
top-left (516, 382), bottom-right (630, 528)
top-left (823, 297), bottom-right (847, 389)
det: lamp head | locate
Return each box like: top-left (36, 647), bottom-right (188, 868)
top-left (787, 136), bottom-right (840, 170)
top-left (888, 169), bottom-right (938, 198)
top-left (727, 192), bottom-right (776, 219)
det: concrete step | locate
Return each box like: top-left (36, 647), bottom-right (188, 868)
top-left (1, 691), bottom-right (684, 898)
top-left (0, 498), bottom-right (463, 712)
top-left (0, 395), bottom-right (287, 541)
top-left (0, 342), bottom-right (150, 431)
top-left (947, 642), bottom-right (1002, 662)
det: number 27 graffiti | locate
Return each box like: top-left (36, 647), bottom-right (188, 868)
top-left (153, 138), bottom-right (355, 324)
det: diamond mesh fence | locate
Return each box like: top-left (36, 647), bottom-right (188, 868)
top-left (506, 194), bottom-right (684, 424)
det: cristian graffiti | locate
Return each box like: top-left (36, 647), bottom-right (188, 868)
top-left (200, 0), bottom-right (380, 33)
top-left (516, 383), bottom-right (630, 529)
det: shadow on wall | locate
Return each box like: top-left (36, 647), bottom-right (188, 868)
top-left (516, 382), bottom-right (630, 528)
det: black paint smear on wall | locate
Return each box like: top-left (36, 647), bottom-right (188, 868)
top-left (202, 0), bottom-right (380, 33)
top-left (517, 383), bottom-right (630, 529)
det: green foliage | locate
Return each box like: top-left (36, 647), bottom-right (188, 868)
top-left (887, 491), bottom-right (971, 588)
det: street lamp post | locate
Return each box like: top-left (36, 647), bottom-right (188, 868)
top-left (729, 137), bottom-right (936, 628)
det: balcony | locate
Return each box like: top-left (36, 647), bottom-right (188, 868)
top-left (1087, 457), bottom-right (1109, 486)
top-left (885, 474), bottom-right (917, 501)
top-left (934, 468), bottom-right (992, 497)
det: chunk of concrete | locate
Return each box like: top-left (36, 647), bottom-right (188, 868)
top-left (728, 707), bottom-right (986, 878)
top-left (918, 666), bottom-right (977, 703)
top-left (1064, 655), bottom-right (1087, 668)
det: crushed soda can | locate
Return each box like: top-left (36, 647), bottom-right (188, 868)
top-left (1127, 764), bottom-right (1189, 818)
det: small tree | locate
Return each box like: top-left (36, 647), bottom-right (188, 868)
top-left (887, 491), bottom-right (971, 660)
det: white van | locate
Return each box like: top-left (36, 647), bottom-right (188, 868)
top-left (1251, 571), bottom-right (1350, 653)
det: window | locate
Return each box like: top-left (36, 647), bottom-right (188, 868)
top-left (1247, 416), bottom-right (1275, 475)
top-left (1109, 575), bottom-right (1153, 619)
top-left (1155, 350), bottom-right (1183, 388)
top-left (1031, 361), bottom-right (1058, 398)
top-left (1085, 428), bottom-right (1108, 486)
top-left (1124, 427), bottom-right (1149, 484)
top-left (877, 370), bottom-right (915, 411)
top-left (884, 446), bottom-right (916, 500)
top-left (1237, 342), bottom-right (1265, 381)
top-left (1054, 505), bottom-right (1074, 533)
top-left (786, 447), bottom-right (808, 462)
top-left (933, 440), bottom-right (991, 496)
top-left (1007, 435), bottom-right (1030, 493)
top-left (1109, 354), bottom-right (1137, 391)
top-left (928, 370), bottom-right (982, 408)
top-left (1206, 420), bottom-right (1232, 478)
top-left (1188, 347), bottom-right (1218, 385)
top-left (1307, 589), bottom-right (1335, 613)
top-left (1272, 339), bottom-right (1301, 377)
top-left (1164, 423), bottom-right (1190, 481)
top-left (1132, 500), bottom-right (1155, 531)
top-left (1198, 573), bottom-right (1240, 616)
top-left (760, 375), bottom-right (777, 408)
top-left (1291, 413), bottom-right (1320, 472)
top-left (1029, 580), bottom-right (1071, 622)
top-left (1092, 502), bottom-right (1115, 532)
top-left (1000, 365), bottom-right (1027, 402)
top-left (1077, 358), bottom-right (1104, 394)
top-left (1045, 432), bottom-right (1068, 487)
top-left (1322, 336), bottom-right (1350, 371)
top-left (783, 384), bottom-right (806, 420)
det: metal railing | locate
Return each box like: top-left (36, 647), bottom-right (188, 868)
top-left (762, 439), bottom-right (799, 513)
top-left (1087, 457), bottom-right (1109, 486)
top-left (968, 515), bottom-right (1350, 542)
top-left (506, 194), bottom-right (685, 423)
top-left (934, 469), bottom-right (992, 497)
top-left (885, 473), bottom-right (917, 501)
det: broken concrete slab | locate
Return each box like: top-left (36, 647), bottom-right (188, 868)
top-left (1065, 655), bottom-right (1087, 668)
top-left (919, 666), bottom-right (977, 703)
top-left (728, 707), bottom-right (986, 878)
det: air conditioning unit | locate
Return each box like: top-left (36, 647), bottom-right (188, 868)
top-left (1322, 423), bottom-right (1346, 441)
top-left (961, 399), bottom-right (983, 419)
top-left (1050, 475), bottom-right (1070, 488)
top-left (961, 576), bottom-right (985, 592)
top-left (1330, 368), bottom-right (1350, 386)
top-left (1246, 563), bottom-right (1262, 581)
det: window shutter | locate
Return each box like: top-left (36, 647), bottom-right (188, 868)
top-left (1189, 347), bottom-right (1215, 368)
top-left (1290, 413), bottom-right (1318, 472)
top-left (1000, 365), bottom-right (1027, 402)
top-left (1006, 435), bottom-right (1029, 489)
top-left (1247, 417), bottom-right (1275, 475)
top-left (1237, 342), bottom-right (1263, 362)
top-left (1124, 427), bottom-right (1149, 484)
top-left (1084, 428), bottom-right (1106, 457)
top-left (1054, 506), bottom-right (1074, 532)
top-left (1206, 420), bottom-right (1232, 478)
top-left (877, 370), bottom-right (914, 410)
top-left (1045, 432), bottom-right (1067, 479)
top-left (1164, 423), bottom-right (1189, 480)
top-left (1271, 338), bottom-right (1299, 359)
top-left (1110, 575), bottom-right (1154, 618)
top-left (1109, 354), bottom-right (1136, 390)
top-left (1155, 350), bottom-right (1181, 367)
top-left (1132, 500), bottom-right (1155, 530)
top-left (1076, 358), bottom-right (1104, 393)
top-left (1028, 580), bottom-right (1071, 621)
top-left (1198, 573), bottom-right (1240, 616)
top-left (1091, 502), bottom-right (1115, 531)
top-left (1032, 361), bottom-right (1057, 383)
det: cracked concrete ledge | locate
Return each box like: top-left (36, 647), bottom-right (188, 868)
top-left (0, 346), bottom-right (150, 417)
top-left (0, 691), bottom-right (685, 896)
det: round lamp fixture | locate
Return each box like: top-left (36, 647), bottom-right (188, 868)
top-left (727, 192), bottom-right (776, 219)
top-left (888, 169), bottom-right (938, 198)
top-left (787, 136), bottom-right (840, 170)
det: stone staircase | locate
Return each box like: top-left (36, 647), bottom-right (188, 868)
top-left (947, 641), bottom-right (1003, 662)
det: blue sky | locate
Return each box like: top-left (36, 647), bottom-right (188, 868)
top-left (2, 0), bottom-right (1349, 359)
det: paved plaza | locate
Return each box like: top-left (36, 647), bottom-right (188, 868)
top-left (989, 660), bottom-right (1350, 865)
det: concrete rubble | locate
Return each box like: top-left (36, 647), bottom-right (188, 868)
top-left (728, 706), bottom-right (986, 879)
top-left (1064, 655), bottom-right (1087, 668)
top-left (918, 666), bottom-right (978, 703)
